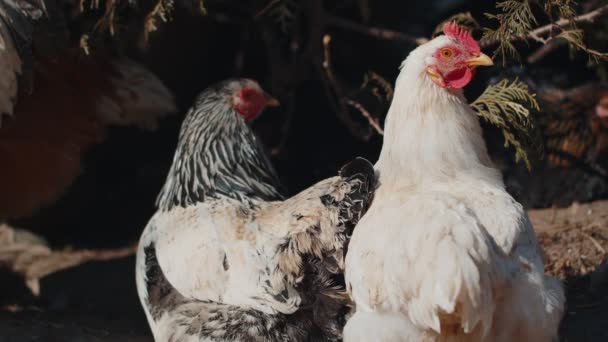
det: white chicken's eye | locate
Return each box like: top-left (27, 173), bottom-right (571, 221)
top-left (440, 48), bottom-right (453, 59)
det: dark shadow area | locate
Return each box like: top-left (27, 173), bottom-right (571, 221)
top-left (0, 257), bottom-right (150, 342)
top-left (560, 272), bottom-right (608, 342)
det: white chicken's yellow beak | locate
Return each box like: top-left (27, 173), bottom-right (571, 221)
top-left (465, 53), bottom-right (494, 67)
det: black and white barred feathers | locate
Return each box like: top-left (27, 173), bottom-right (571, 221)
top-left (136, 78), bottom-right (376, 342)
top-left (156, 79), bottom-right (285, 210)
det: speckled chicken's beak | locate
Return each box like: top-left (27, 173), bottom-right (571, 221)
top-left (264, 93), bottom-right (280, 107)
top-left (466, 53), bottom-right (494, 67)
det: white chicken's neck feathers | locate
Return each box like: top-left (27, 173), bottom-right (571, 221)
top-left (376, 38), bottom-right (497, 183)
top-left (156, 81), bottom-right (284, 211)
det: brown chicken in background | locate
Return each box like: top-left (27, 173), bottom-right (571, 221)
top-left (0, 53), bottom-right (176, 219)
top-left (495, 78), bottom-right (608, 208)
top-left (539, 83), bottom-right (608, 169)
top-left (0, 0), bottom-right (177, 295)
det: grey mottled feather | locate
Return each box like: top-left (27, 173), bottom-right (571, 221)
top-left (156, 79), bottom-right (284, 211)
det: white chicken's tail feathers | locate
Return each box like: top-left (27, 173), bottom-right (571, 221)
top-left (96, 58), bottom-right (176, 131)
top-left (407, 203), bottom-right (507, 338)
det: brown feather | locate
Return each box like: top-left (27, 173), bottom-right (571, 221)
top-left (0, 51), bottom-right (175, 218)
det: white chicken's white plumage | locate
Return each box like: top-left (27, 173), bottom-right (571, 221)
top-left (344, 28), bottom-right (564, 341)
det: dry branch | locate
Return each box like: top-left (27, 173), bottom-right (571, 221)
top-left (327, 16), bottom-right (428, 45)
top-left (527, 4), bottom-right (608, 41)
top-left (326, 2), bottom-right (608, 59)
top-left (345, 99), bottom-right (384, 135)
top-left (318, 34), bottom-right (384, 140)
top-left (0, 224), bottom-right (136, 296)
top-left (481, 3), bottom-right (608, 52)
top-left (318, 34), bottom-right (363, 138)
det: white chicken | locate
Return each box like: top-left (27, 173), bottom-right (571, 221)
top-left (344, 22), bottom-right (565, 342)
top-left (136, 79), bottom-right (376, 341)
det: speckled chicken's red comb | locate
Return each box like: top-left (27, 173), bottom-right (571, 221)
top-left (443, 21), bottom-right (480, 55)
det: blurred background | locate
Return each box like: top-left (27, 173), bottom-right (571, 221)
top-left (1, 0), bottom-right (608, 340)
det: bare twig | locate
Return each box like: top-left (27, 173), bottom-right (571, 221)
top-left (7, 244), bottom-right (137, 296)
top-left (330, 4), bottom-right (607, 49)
top-left (320, 35), bottom-right (343, 100)
top-left (481, 4), bottom-right (608, 48)
top-left (527, 39), bottom-right (560, 63)
top-left (255, 0), bottom-right (281, 19)
top-left (318, 35), bottom-right (361, 135)
top-left (564, 36), bottom-right (608, 60)
top-left (0, 224), bottom-right (136, 296)
top-left (332, 4), bottom-right (608, 49)
top-left (530, 4), bottom-right (608, 39)
top-left (345, 99), bottom-right (384, 135)
top-left (318, 34), bottom-right (388, 140)
top-left (327, 16), bottom-right (428, 45)
top-left (258, 0), bottom-right (386, 140)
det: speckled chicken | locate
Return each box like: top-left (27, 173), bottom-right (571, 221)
top-left (136, 79), bottom-right (376, 341)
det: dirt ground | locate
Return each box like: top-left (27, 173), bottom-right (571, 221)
top-left (532, 201), bottom-right (608, 342)
top-left (1, 201), bottom-right (607, 341)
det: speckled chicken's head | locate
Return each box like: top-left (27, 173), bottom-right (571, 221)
top-left (156, 78), bottom-right (284, 211)
top-left (225, 79), bottom-right (279, 121)
top-left (423, 22), bottom-right (493, 89)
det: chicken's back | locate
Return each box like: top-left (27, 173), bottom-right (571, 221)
top-left (344, 178), bottom-right (564, 341)
top-left (135, 215), bottom-right (327, 342)
top-left (136, 200), bottom-right (339, 342)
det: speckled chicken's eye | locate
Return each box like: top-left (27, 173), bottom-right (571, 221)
top-left (440, 48), bottom-right (453, 59)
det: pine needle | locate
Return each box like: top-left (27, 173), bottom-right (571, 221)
top-left (546, 0), bottom-right (608, 62)
top-left (482, 0), bottom-right (608, 64)
top-left (482, 0), bottom-right (537, 65)
top-left (471, 78), bottom-right (541, 170)
top-left (77, 0), bottom-right (207, 48)
top-left (144, 0), bottom-right (174, 39)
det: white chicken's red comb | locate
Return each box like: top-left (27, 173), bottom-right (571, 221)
top-left (443, 21), bottom-right (480, 55)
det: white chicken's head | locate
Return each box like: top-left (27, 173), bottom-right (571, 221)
top-left (224, 79), bottom-right (279, 121)
top-left (421, 22), bottom-right (493, 89)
